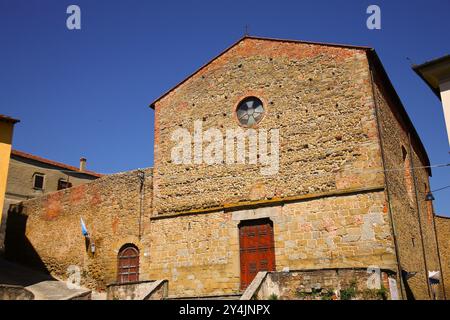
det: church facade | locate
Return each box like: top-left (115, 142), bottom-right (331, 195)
top-left (5, 37), bottom-right (447, 299)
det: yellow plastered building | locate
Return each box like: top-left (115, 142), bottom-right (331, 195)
top-left (0, 115), bottom-right (19, 234)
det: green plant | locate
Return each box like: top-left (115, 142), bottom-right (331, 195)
top-left (321, 290), bottom-right (335, 300)
top-left (361, 285), bottom-right (388, 300)
top-left (340, 280), bottom-right (357, 300)
top-left (295, 289), bottom-right (317, 300)
top-left (378, 286), bottom-right (388, 300)
top-left (295, 287), bottom-right (336, 300)
top-left (295, 290), bottom-right (307, 299)
top-left (268, 293), bottom-right (278, 300)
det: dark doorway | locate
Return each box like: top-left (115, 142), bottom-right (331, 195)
top-left (239, 218), bottom-right (275, 290)
top-left (117, 244), bottom-right (139, 283)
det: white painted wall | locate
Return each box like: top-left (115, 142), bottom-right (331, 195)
top-left (439, 79), bottom-right (450, 147)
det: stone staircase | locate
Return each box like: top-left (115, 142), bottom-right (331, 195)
top-left (25, 279), bottom-right (90, 300)
top-left (0, 258), bottom-right (91, 300)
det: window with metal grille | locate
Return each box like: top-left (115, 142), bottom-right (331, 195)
top-left (117, 244), bottom-right (139, 283)
top-left (57, 179), bottom-right (72, 190)
top-left (236, 97), bottom-right (265, 127)
top-left (33, 174), bottom-right (44, 190)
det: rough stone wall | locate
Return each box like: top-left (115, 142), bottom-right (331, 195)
top-left (148, 191), bottom-right (395, 298)
top-left (256, 269), bottom-right (396, 300)
top-left (274, 191), bottom-right (395, 270)
top-left (10, 169), bottom-right (392, 298)
top-left (436, 216), bottom-right (450, 298)
top-left (4, 168), bottom-right (153, 291)
top-left (0, 285), bottom-right (34, 300)
top-left (410, 148), bottom-right (444, 300)
top-left (148, 210), bottom-right (238, 297)
top-left (5, 39), bottom-right (441, 300)
top-left (153, 38), bottom-right (384, 215)
top-left (1, 156), bottom-right (99, 251)
top-left (372, 67), bottom-right (443, 299)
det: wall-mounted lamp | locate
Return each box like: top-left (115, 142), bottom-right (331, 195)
top-left (425, 192), bottom-right (435, 202)
top-left (425, 185), bottom-right (450, 202)
top-left (90, 242), bottom-right (96, 255)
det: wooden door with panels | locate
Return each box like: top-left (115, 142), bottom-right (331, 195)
top-left (239, 219), bottom-right (275, 290)
top-left (117, 244), bottom-right (140, 283)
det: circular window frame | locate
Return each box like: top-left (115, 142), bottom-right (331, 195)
top-left (234, 96), bottom-right (267, 128)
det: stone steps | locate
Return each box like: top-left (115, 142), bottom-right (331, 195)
top-left (0, 258), bottom-right (91, 300)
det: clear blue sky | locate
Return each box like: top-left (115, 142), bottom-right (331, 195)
top-left (1, 0), bottom-right (449, 215)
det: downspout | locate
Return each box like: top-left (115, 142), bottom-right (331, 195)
top-left (368, 55), bottom-right (405, 300)
top-left (408, 132), bottom-right (433, 299)
top-left (138, 170), bottom-right (145, 240)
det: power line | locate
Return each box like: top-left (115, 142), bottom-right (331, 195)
top-left (431, 185), bottom-right (450, 193)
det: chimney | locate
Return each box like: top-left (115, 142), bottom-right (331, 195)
top-left (79, 157), bottom-right (87, 172)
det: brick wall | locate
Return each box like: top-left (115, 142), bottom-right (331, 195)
top-left (436, 216), bottom-right (450, 298)
top-left (372, 64), bottom-right (443, 299)
top-left (5, 168), bottom-right (153, 291)
top-left (1, 156), bottom-right (99, 252)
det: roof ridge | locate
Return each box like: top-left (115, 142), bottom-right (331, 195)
top-left (148, 36), bottom-right (371, 109)
top-left (11, 149), bottom-right (103, 178)
top-left (243, 35), bottom-right (371, 50)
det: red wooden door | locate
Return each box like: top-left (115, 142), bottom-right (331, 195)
top-left (117, 245), bottom-right (139, 283)
top-left (239, 219), bottom-right (275, 290)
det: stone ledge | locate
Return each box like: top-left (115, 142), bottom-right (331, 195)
top-left (151, 185), bottom-right (385, 220)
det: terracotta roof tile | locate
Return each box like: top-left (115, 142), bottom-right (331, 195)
top-left (11, 149), bottom-right (103, 178)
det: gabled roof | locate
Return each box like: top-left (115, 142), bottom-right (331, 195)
top-left (148, 35), bottom-right (430, 173)
top-left (11, 149), bottom-right (103, 178)
top-left (148, 35), bottom-right (371, 109)
top-left (0, 114), bottom-right (20, 124)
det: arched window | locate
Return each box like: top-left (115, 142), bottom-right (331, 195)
top-left (117, 244), bottom-right (139, 283)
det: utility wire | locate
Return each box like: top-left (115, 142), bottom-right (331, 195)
top-left (431, 185), bottom-right (450, 193)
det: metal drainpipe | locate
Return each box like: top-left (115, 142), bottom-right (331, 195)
top-left (408, 132), bottom-right (433, 299)
top-left (138, 170), bottom-right (145, 240)
top-left (369, 60), bottom-right (405, 300)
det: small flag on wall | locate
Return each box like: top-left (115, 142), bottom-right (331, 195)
top-left (80, 217), bottom-right (89, 237)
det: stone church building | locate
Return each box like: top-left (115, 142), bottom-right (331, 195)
top-left (4, 36), bottom-right (449, 299)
